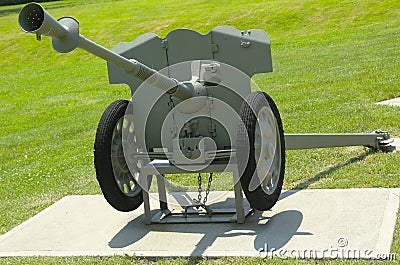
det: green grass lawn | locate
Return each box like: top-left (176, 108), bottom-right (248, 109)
top-left (1, 0), bottom-right (399, 264)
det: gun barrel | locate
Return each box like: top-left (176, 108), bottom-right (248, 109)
top-left (18, 3), bottom-right (194, 101)
top-left (18, 2), bottom-right (68, 40)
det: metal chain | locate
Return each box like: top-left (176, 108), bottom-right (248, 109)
top-left (168, 95), bottom-right (175, 111)
top-left (203, 172), bottom-right (213, 205)
top-left (193, 172), bottom-right (213, 206)
top-left (197, 172), bottom-right (202, 203)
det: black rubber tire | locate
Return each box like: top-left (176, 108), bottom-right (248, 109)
top-left (237, 92), bottom-right (285, 211)
top-left (94, 100), bottom-right (143, 212)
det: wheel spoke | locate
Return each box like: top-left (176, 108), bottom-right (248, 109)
top-left (109, 116), bottom-right (143, 197)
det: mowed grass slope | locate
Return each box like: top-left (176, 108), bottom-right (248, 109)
top-left (0, 0), bottom-right (399, 264)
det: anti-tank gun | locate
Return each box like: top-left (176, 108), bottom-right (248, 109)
top-left (19, 3), bottom-right (393, 224)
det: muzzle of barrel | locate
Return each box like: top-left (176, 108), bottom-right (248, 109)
top-left (18, 2), bottom-right (80, 53)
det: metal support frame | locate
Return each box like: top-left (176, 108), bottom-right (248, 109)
top-left (140, 160), bottom-right (252, 224)
top-left (285, 131), bottom-right (392, 150)
top-left (139, 131), bottom-right (393, 225)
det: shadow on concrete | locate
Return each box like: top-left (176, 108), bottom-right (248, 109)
top-left (109, 196), bottom-right (311, 256)
top-left (107, 149), bottom-right (373, 256)
top-left (253, 210), bottom-right (311, 251)
top-left (279, 148), bottom-right (375, 201)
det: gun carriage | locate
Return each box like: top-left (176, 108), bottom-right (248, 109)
top-left (18, 3), bottom-right (393, 224)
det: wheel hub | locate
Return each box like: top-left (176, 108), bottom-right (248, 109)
top-left (254, 106), bottom-right (281, 195)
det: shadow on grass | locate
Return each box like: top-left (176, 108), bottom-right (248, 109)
top-left (0, 7), bottom-right (20, 17)
top-left (280, 148), bottom-right (376, 201)
top-left (0, 1), bottom-right (73, 17)
top-left (43, 1), bottom-right (75, 11)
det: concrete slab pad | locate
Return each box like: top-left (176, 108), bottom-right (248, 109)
top-left (391, 138), bottom-right (400, 153)
top-left (377, 97), bottom-right (400, 107)
top-left (0, 188), bottom-right (399, 259)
